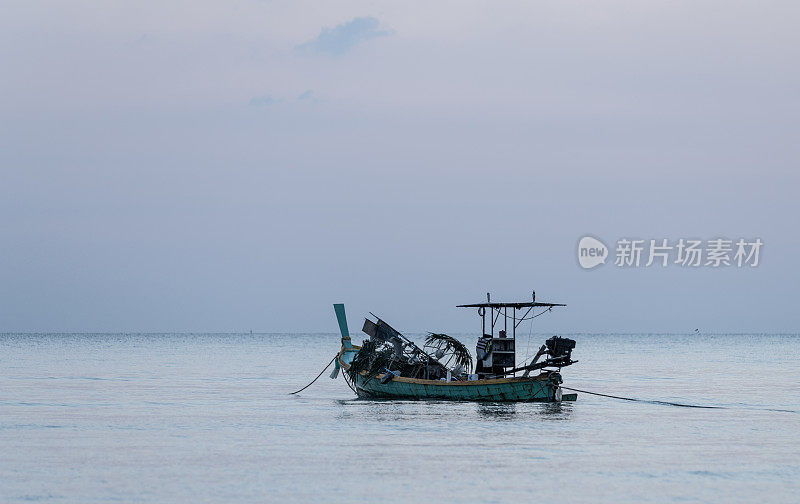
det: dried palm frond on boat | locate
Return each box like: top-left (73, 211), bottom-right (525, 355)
top-left (423, 333), bottom-right (472, 372)
top-left (347, 339), bottom-right (393, 380)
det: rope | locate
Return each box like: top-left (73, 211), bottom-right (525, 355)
top-left (492, 306), bottom-right (552, 322)
top-left (523, 313), bottom-right (534, 363)
top-left (561, 386), bottom-right (799, 413)
top-left (560, 386), bottom-right (724, 409)
top-left (289, 355), bottom-right (336, 395)
top-left (343, 370), bottom-right (358, 394)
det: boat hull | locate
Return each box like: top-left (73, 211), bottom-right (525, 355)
top-left (353, 373), bottom-right (576, 402)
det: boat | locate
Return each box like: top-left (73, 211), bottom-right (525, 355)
top-left (329, 292), bottom-right (578, 402)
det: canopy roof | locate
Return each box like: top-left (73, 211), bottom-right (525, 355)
top-left (456, 302), bottom-right (566, 309)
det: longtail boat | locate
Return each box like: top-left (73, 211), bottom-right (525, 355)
top-left (329, 292), bottom-right (578, 402)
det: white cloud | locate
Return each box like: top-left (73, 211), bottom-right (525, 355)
top-left (295, 17), bottom-right (392, 56)
top-left (249, 95), bottom-right (278, 107)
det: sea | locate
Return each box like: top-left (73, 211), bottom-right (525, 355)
top-left (1, 333), bottom-right (797, 503)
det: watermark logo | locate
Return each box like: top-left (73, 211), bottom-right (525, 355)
top-left (578, 236), bottom-right (609, 269)
top-left (578, 236), bottom-right (763, 270)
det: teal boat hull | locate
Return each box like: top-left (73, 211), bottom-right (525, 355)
top-left (352, 373), bottom-right (576, 402)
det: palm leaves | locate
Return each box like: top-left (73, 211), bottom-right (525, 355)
top-left (424, 333), bottom-right (473, 372)
top-left (348, 333), bottom-right (473, 382)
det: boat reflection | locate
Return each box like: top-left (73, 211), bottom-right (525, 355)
top-left (476, 402), bottom-right (518, 420)
top-left (334, 397), bottom-right (572, 422)
top-left (477, 401), bottom-right (572, 420)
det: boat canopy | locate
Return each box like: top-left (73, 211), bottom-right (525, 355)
top-left (457, 290), bottom-right (565, 309)
top-left (457, 302), bottom-right (565, 309)
top-left (456, 291), bottom-right (565, 347)
top-left (454, 291), bottom-right (568, 378)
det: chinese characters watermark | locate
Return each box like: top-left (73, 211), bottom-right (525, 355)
top-left (578, 237), bottom-right (762, 270)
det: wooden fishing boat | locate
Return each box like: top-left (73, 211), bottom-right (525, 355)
top-left (329, 293), bottom-right (578, 402)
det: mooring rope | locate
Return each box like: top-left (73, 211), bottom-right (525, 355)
top-left (289, 355), bottom-right (336, 395)
top-left (561, 386), bottom-right (798, 413)
top-left (560, 386), bottom-right (725, 409)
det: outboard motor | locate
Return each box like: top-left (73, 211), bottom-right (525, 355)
top-left (545, 336), bottom-right (576, 361)
top-left (520, 336), bottom-right (577, 377)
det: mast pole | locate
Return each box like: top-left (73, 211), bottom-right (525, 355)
top-left (488, 292), bottom-right (494, 336)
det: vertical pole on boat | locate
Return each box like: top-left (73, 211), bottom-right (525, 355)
top-left (488, 293), bottom-right (494, 336)
top-left (512, 307), bottom-right (517, 375)
top-left (512, 307), bottom-right (516, 340)
top-left (505, 306), bottom-right (509, 375)
top-left (481, 292), bottom-right (488, 336)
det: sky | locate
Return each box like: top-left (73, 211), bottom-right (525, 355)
top-left (1, 1), bottom-right (799, 333)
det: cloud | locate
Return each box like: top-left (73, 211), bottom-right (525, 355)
top-left (297, 90), bottom-right (314, 100)
top-left (249, 95), bottom-right (277, 107)
top-left (296, 17), bottom-right (392, 56)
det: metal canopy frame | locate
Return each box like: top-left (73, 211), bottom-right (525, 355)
top-left (456, 291), bottom-right (566, 351)
top-left (456, 302), bottom-right (567, 309)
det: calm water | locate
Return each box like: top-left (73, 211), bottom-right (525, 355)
top-left (1, 333), bottom-right (798, 503)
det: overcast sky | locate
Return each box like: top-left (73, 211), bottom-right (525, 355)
top-left (2, 1), bottom-right (799, 332)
